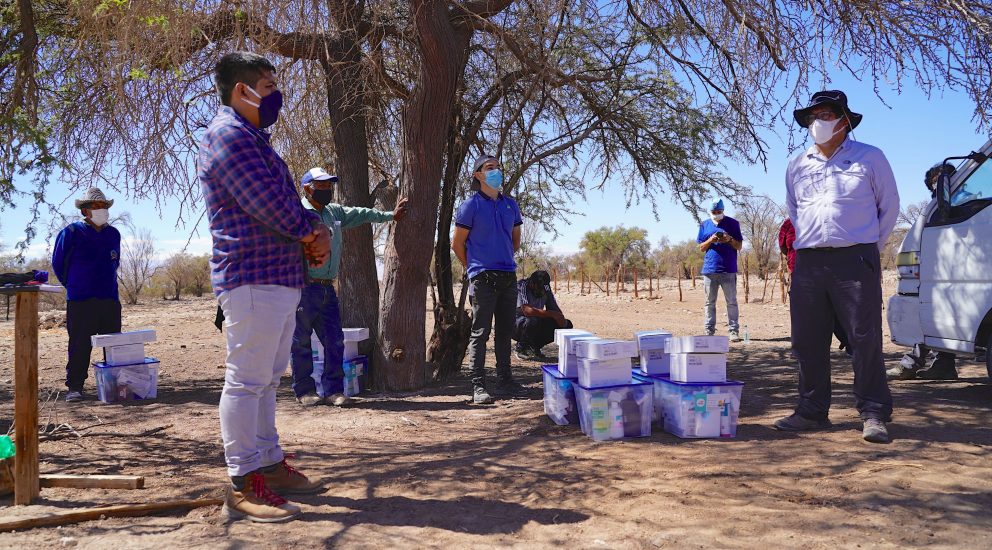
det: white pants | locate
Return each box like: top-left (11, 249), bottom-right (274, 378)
top-left (218, 284), bottom-right (301, 477)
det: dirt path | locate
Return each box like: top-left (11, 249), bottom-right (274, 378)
top-left (1, 279), bottom-right (991, 549)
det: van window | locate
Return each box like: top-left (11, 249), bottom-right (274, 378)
top-left (951, 159), bottom-right (992, 206)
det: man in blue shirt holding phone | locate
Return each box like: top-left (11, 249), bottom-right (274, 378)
top-left (696, 199), bottom-right (744, 340)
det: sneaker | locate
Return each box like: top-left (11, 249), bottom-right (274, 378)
top-left (65, 390), bottom-right (84, 402)
top-left (494, 378), bottom-right (526, 396)
top-left (729, 331), bottom-right (741, 342)
top-left (223, 472), bottom-right (301, 523)
top-left (472, 386), bottom-right (494, 404)
top-left (327, 393), bottom-right (353, 406)
top-left (917, 356), bottom-right (958, 380)
top-left (705, 329), bottom-right (716, 336)
top-left (862, 419), bottom-right (891, 443)
top-left (262, 458), bottom-right (324, 495)
top-left (886, 364), bottom-right (917, 380)
top-left (296, 392), bottom-right (324, 407)
top-left (514, 345), bottom-right (536, 361)
top-left (773, 413), bottom-right (832, 432)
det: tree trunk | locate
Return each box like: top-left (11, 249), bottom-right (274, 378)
top-left (377, 2), bottom-right (470, 391)
top-left (320, 54), bottom-right (381, 382)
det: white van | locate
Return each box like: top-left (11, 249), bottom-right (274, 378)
top-left (887, 139), bottom-right (992, 378)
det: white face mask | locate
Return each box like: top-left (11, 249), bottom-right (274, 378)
top-left (89, 209), bottom-right (110, 226)
top-left (711, 213), bottom-right (724, 222)
top-left (809, 117), bottom-right (845, 144)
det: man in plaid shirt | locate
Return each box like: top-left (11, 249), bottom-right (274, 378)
top-left (198, 51), bottom-right (331, 523)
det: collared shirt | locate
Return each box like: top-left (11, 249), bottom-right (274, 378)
top-left (303, 199), bottom-right (394, 280)
top-left (51, 221), bottom-right (121, 301)
top-left (696, 216), bottom-right (744, 274)
top-left (454, 190), bottom-right (523, 279)
top-left (516, 279), bottom-right (561, 317)
top-left (785, 136), bottom-right (900, 250)
top-left (197, 106), bottom-right (319, 294)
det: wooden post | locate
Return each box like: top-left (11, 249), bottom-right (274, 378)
top-left (553, 268), bottom-right (558, 292)
top-left (677, 265), bottom-right (684, 302)
top-left (14, 291), bottom-right (40, 505)
top-left (615, 267), bottom-right (621, 295)
top-left (633, 267), bottom-right (639, 298)
top-left (691, 265), bottom-right (696, 289)
top-left (648, 270), bottom-right (653, 298)
top-left (604, 267), bottom-right (610, 297)
top-left (567, 270), bottom-right (571, 292)
top-left (743, 255), bottom-right (750, 304)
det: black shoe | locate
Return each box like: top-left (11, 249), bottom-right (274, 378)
top-left (773, 413), bottom-right (832, 432)
top-left (917, 364), bottom-right (958, 380)
top-left (472, 386), bottom-right (494, 404)
top-left (514, 345), bottom-right (537, 361)
top-left (494, 378), bottom-right (526, 396)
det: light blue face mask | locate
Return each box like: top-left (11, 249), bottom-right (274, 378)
top-left (484, 169), bottom-right (504, 190)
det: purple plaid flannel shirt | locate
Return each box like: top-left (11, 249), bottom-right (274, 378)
top-left (198, 106), bottom-right (318, 295)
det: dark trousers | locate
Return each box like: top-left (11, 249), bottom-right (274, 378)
top-left (513, 316), bottom-right (573, 350)
top-left (290, 283), bottom-right (344, 397)
top-left (467, 270), bottom-right (517, 387)
top-left (65, 298), bottom-right (122, 390)
top-left (790, 244), bottom-right (892, 421)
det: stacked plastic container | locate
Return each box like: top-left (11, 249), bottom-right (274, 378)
top-left (542, 365), bottom-right (579, 425)
top-left (573, 338), bottom-right (651, 441)
top-left (90, 330), bottom-right (160, 403)
top-left (635, 330), bottom-right (672, 375)
top-left (636, 335), bottom-right (744, 438)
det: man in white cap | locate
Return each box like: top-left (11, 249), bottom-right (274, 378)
top-left (696, 198), bottom-right (744, 340)
top-left (775, 90), bottom-right (899, 444)
top-left (52, 188), bottom-right (121, 402)
top-left (290, 167), bottom-right (408, 406)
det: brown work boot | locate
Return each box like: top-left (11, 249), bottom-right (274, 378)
top-left (223, 472), bottom-right (301, 523)
top-left (262, 457), bottom-right (325, 495)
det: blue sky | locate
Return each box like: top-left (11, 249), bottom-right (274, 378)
top-left (1, 73), bottom-right (988, 261)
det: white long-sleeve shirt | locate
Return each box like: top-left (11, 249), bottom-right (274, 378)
top-left (785, 136), bottom-right (900, 250)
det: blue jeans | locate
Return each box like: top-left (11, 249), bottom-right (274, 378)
top-left (702, 272), bottom-right (739, 333)
top-left (290, 283), bottom-right (345, 397)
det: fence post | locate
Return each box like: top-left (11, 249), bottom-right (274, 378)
top-left (553, 268), bottom-right (558, 292)
top-left (604, 267), bottom-right (610, 297)
top-left (677, 266), bottom-right (683, 302)
top-left (633, 267), bottom-right (639, 298)
top-left (567, 269), bottom-right (571, 292)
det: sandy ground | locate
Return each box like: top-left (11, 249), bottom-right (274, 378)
top-left (1, 276), bottom-right (991, 549)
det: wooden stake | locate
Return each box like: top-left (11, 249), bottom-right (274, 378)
top-left (567, 270), bottom-right (571, 292)
top-left (691, 265), bottom-right (696, 289)
top-left (615, 267), bottom-right (621, 295)
top-left (0, 498), bottom-right (223, 533)
top-left (677, 266), bottom-right (683, 302)
top-left (14, 291), bottom-right (39, 505)
top-left (40, 474), bottom-right (145, 490)
top-left (552, 268), bottom-right (558, 292)
top-left (604, 267), bottom-right (610, 297)
top-left (648, 270), bottom-right (653, 298)
top-left (633, 267), bottom-right (639, 298)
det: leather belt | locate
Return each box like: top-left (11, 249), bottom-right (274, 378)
top-left (308, 277), bottom-right (336, 286)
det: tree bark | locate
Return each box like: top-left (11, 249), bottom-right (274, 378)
top-left (377, 0), bottom-right (471, 391)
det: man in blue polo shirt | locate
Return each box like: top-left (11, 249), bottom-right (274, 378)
top-left (452, 153), bottom-right (524, 404)
top-left (52, 188), bottom-right (122, 402)
top-left (696, 199), bottom-right (744, 341)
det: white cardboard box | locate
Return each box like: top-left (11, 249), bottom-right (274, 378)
top-left (583, 339), bottom-right (638, 360)
top-left (105, 343), bottom-right (146, 366)
top-left (635, 330), bottom-right (672, 351)
top-left (665, 335), bottom-right (730, 354)
top-left (91, 329), bottom-right (157, 348)
top-left (578, 357), bottom-right (633, 388)
top-left (639, 349), bottom-right (671, 375)
top-left (670, 353), bottom-right (727, 383)
top-left (567, 336), bottom-right (601, 356)
top-left (558, 353), bottom-right (579, 378)
top-left (554, 329), bottom-right (593, 349)
top-left (574, 338), bottom-right (605, 359)
top-left (342, 328), bottom-right (369, 341)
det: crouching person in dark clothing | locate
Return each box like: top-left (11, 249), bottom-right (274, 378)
top-left (513, 270), bottom-right (572, 360)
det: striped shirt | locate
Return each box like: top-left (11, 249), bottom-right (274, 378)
top-left (197, 106), bottom-right (318, 294)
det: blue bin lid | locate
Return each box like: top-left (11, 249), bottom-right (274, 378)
top-left (575, 379), bottom-right (651, 391)
top-left (93, 357), bottom-right (160, 368)
top-left (653, 375), bottom-right (744, 387)
top-left (632, 370), bottom-right (670, 382)
top-left (542, 364), bottom-right (577, 380)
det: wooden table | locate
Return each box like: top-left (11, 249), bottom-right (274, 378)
top-left (2, 284), bottom-right (62, 505)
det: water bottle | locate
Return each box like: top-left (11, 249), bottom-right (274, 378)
top-left (743, 324), bottom-right (750, 343)
top-left (609, 401), bottom-right (624, 439)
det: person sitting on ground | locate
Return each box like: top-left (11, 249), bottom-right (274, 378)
top-left (513, 270), bottom-right (573, 360)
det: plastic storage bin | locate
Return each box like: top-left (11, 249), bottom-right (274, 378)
top-left (575, 380), bottom-right (652, 441)
top-left (542, 365), bottom-right (579, 425)
top-left (632, 371), bottom-right (668, 425)
top-left (343, 355), bottom-right (368, 397)
top-left (651, 375), bottom-right (744, 438)
top-left (93, 358), bottom-right (160, 403)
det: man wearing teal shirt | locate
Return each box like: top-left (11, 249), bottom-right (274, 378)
top-left (291, 167), bottom-right (408, 406)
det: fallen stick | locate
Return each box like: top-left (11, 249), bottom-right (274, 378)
top-left (0, 498), bottom-right (223, 533)
top-left (40, 474), bottom-right (145, 490)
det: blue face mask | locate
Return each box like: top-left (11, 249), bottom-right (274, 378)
top-left (243, 84), bottom-right (283, 129)
top-left (484, 169), bottom-right (504, 190)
